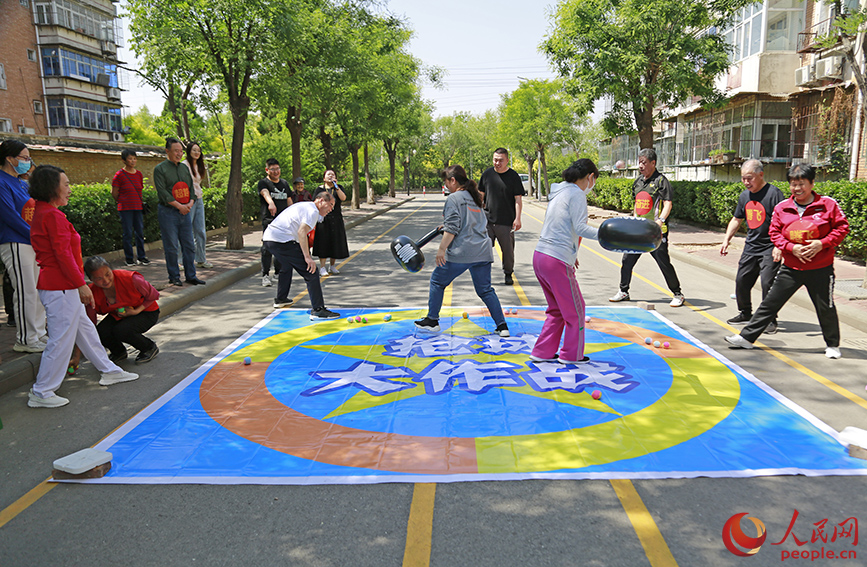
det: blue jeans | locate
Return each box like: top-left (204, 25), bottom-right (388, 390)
top-left (118, 209), bottom-right (146, 263)
top-left (157, 204), bottom-right (197, 281)
top-left (189, 198), bottom-right (208, 264)
top-left (427, 260), bottom-right (506, 325)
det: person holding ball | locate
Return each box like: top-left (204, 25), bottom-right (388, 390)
top-left (530, 159), bottom-right (600, 365)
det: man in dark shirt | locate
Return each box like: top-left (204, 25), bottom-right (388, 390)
top-left (609, 148), bottom-right (684, 306)
top-left (154, 138), bottom-right (204, 286)
top-left (257, 158), bottom-right (290, 287)
top-left (478, 148), bottom-right (525, 285)
top-left (720, 159), bottom-right (785, 333)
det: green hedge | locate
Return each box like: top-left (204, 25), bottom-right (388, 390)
top-left (63, 183), bottom-right (260, 257)
top-left (588, 177), bottom-right (867, 258)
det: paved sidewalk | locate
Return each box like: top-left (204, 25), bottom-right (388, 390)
top-left (528, 199), bottom-right (867, 331)
top-left (0, 195), bottom-right (414, 397)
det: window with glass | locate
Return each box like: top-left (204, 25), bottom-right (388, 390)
top-left (0, 63), bottom-right (6, 90)
top-left (34, 0), bottom-right (117, 42)
top-left (765, 0), bottom-right (804, 51)
top-left (41, 47), bottom-right (118, 86)
top-left (46, 97), bottom-right (123, 131)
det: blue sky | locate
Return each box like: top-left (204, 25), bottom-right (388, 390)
top-left (119, 0), bottom-right (559, 118)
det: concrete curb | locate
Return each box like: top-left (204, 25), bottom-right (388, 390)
top-left (0, 197), bottom-right (414, 398)
top-left (525, 198), bottom-right (867, 335)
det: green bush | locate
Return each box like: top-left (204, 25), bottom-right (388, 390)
top-left (587, 177), bottom-right (867, 259)
top-left (63, 183), bottom-right (259, 256)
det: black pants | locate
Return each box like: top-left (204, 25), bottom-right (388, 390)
top-left (619, 234), bottom-right (682, 294)
top-left (97, 309), bottom-right (159, 357)
top-left (264, 240), bottom-right (324, 310)
top-left (741, 264), bottom-right (839, 346)
top-left (261, 220), bottom-right (282, 276)
top-left (735, 251), bottom-right (780, 317)
top-left (487, 223), bottom-right (515, 275)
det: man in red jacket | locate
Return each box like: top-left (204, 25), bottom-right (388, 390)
top-left (725, 164), bottom-right (849, 358)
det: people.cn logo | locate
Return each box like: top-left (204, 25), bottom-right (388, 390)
top-left (722, 513), bottom-right (768, 557)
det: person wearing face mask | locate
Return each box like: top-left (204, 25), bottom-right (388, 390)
top-left (0, 139), bottom-right (47, 353)
top-left (530, 159), bottom-right (600, 365)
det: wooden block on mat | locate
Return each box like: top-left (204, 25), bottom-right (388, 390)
top-left (848, 444), bottom-right (867, 461)
top-left (52, 462), bottom-right (111, 480)
top-left (637, 301), bottom-right (655, 311)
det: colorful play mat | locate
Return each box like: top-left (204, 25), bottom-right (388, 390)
top-left (74, 306), bottom-right (867, 484)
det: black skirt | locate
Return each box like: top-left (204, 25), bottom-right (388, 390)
top-left (312, 186), bottom-right (349, 259)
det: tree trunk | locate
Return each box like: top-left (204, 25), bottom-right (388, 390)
top-left (181, 81), bottom-right (194, 141)
top-left (384, 139), bottom-right (397, 197)
top-left (402, 158), bottom-right (409, 195)
top-left (287, 103), bottom-right (303, 178)
top-left (319, 122), bottom-right (333, 170)
top-left (225, 97), bottom-right (248, 250)
top-left (364, 142), bottom-right (375, 205)
top-left (166, 83), bottom-right (184, 140)
top-left (634, 104), bottom-right (655, 150)
top-left (349, 144), bottom-right (361, 209)
top-left (538, 144), bottom-right (550, 197)
top-left (521, 151), bottom-right (536, 198)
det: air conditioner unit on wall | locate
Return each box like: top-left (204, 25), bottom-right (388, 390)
top-left (95, 73), bottom-right (110, 86)
top-left (816, 56), bottom-right (843, 80)
top-left (107, 87), bottom-right (121, 101)
top-left (112, 132), bottom-right (124, 142)
top-left (795, 65), bottom-right (817, 86)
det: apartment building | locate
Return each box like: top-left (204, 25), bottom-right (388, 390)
top-left (0, 0), bottom-right (126, 142)
top-left (600, 0), bottom-right (866, 182)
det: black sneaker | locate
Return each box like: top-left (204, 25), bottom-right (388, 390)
top-left (764, 321), bottom-right (778, 334)
top-left (138, 257), bottom-right (151, 266)
top-left (124, 260), bottom-right (137, 267)
top-left (504, 273), bottom-right (514, 285)
top-left (310, 307), bottom-right (340, 320)
top-left (135, 344), bottom-right (159, 364)
top-left (726, 313), bottom-right (751, 324)
top-left (414, 317), bottom-right (440, 332)
top-left (495, 322), bottom-right (510, 337)
top-left (6, 315), bottom-right (15, 327)
top-left (170, 279), bottom-right (183, 287)
top-left (109, 350), bottom-right (128, 363)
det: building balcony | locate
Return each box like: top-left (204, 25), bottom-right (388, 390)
top-left (43, 76), bottom-right (123, 107)
top-left (798, 17), bottom-right (847, 53)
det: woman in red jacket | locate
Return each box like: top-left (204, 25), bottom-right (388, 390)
top-left (725, 163), bottom-right (849, 359)
top-left (84, 255), bottom-right (160, 364)
top-left (27, 165), bottom-right (138, 409)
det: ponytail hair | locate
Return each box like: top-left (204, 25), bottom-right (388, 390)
top-left (442, 164), bottom-right (483, 207)
top-left (562, 158), bottom-right (599, 183)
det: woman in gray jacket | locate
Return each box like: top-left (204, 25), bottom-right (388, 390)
top-left (415, 165), bottom-right (509, 337)
top-left (530, 158), bottom-right (599, 364)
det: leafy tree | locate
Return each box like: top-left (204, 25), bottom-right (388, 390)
top-left (122, 106), bottom-right (167, 146)
top-left (542, 0), bottom-right (746, 149)
top-left (499, 79), bottom-right (577, 195)
top-left (431, 113), bottom-right (473, 170)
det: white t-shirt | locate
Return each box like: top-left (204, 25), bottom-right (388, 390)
top-left (262, 201), bottom-right (322, 243)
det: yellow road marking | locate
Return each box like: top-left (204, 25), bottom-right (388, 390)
top-left (402, 483), bottom-right (436, 567)
top-left (611, 480), bottom-right (679, 566)
top-left (0, 479), bottom-right (56, 529)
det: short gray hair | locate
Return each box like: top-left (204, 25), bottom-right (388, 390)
top-left (638, 148), bottom-right (657, 162)
top-left (741, 159), bottom-right (763, 174)
top-left (83, 255), bottom-right (111, 279)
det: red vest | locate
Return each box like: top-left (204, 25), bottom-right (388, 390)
top-left (90, 270), bottom-right (159, 320)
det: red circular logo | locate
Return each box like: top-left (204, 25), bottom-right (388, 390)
top-left (744, 201), bottom-right (766, 230)
top-left (635, 190), bottom-right (653, 216)
top-left (722, 512), bottom-right (767, 557)
top-left (784, 219), bottom-right (819, 244)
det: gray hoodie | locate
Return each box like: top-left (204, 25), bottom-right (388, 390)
top-left (442, 189), bottom-right (493, 264)
top-left (535, 181), bottom-right (598, 264)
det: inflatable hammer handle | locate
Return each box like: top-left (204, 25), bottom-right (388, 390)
top-left (416, 226), bottom-right (444, 248)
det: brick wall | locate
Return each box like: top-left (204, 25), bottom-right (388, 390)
top-left (31, 148), bottom-right (166, 186)
top-left (0, 1), bottom-right (48, 136)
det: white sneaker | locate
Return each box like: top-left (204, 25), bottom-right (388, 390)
top-left (319, 267), bottom-right (328, 277)
top-left (609, 291), bottom-right (630, 302)
top-left (329, 265), bottom-right (340, 275)
top-left (28, 389), bottom-right (69, 408)
top-left (669, 294), bottom-right (685, 307)
top-left (273, 300), bottom-right (294, 308)
top-left (99, 370), bottom-right (139, 386)
top-left (197, 261), bottom-right (214, 269)
top-left (13, 342), bottom-right (45, 353)
top-left (825, 347), bottom-right (842, 359)
top-left (724, 334), bottom-right (754, 349)
top-left (262, 275), bottom-right (272, 287)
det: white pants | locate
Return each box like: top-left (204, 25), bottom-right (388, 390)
top-left (0, 242), bottom-right (47, 347)
top-left (33, 289), bottom-right (122, 398)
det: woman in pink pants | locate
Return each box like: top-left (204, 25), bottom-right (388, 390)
top-left (531, 159), bottom-right (599, 364)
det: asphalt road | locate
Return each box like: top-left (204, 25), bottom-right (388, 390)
top-left (2, 195), bottom-right (866, 567)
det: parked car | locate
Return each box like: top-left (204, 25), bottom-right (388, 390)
top-left (519, 173), bottom-right (532, 195)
